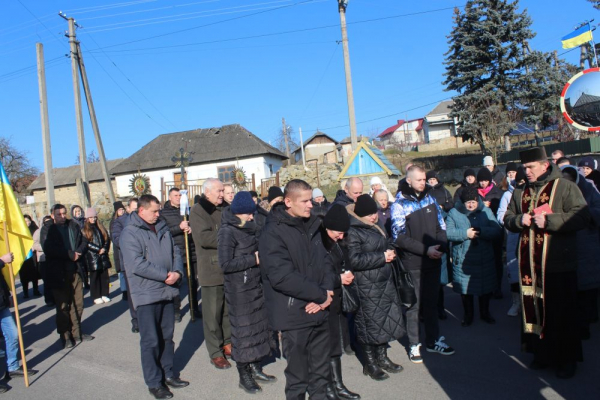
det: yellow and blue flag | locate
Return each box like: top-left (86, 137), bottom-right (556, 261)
top-left (0, 162), bottom-right (33, 284)
top-left (562, 24), bottom-right (593, 49)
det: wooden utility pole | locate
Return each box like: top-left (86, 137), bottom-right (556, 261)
top-left (36, 43), bottom-right (55, 208)
top-left (299, 127), bottom-right (306, 168)
top-left (282, 117), bottom-right (291, 159)
top-left (66, 17), bottom-right (90, 207)
top-left (337, 0), bottom-right (358, 151)
top-left (76, 42), bottom-right (115, 204)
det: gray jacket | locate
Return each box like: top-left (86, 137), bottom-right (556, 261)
top-left (121, 212), bottom-right (184, 309)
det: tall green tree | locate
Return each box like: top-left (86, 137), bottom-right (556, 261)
top-left (589, 0), bottom-right (600, 10)
top-left (443, 0), bottom-right (536, 159)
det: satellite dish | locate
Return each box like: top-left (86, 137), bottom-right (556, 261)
top-left (560, 67), bottom-right (600, 131)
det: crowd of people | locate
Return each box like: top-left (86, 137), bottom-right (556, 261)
top-left (1, 147), bottom-right (598, 398)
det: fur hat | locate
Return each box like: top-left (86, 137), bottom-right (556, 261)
top-left (426, 170), bottom-right (438, 181)
top-left (324, 204), bottom-right (350, 232)
top-left (460, 186), bottom-right (479, 203)
top-left (477, 168), bottom-right (492, 182)
top-left (230, 192), bottom-right (256, 215)
top-left (355, 194), bottom-right (378, 217)
top-left (505, 162), bottom-right (518, 173)
top-left (520, 147), bottom-right (547, 164)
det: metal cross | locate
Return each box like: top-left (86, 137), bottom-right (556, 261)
top-left (171, 147), bottom-right (193, 189)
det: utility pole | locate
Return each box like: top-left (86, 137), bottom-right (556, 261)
top-left (63, 15), bottom-right (90, 207)
top-left (36, 43), bottom-right (56, 209)
top-left (282, 117), bottom-right (291, 160)
top-left (337, 0), bottom-right (358, 151)
top-left (76, 42), bottom-right (116, 204)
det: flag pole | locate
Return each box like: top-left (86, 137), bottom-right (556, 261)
top-left (183, 215), bottom-right (195, 323)
top-left (2, 221), bottom-right (29, 387)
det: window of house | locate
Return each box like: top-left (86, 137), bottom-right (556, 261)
top-left (218, 165), bottom-right (236, 183)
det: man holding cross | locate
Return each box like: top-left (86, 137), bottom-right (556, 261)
top-left (504, 147), bottom-right (590, 379)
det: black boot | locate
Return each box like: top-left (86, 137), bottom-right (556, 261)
top-left (326, 383), bottom-right (341, 400)
top-left (331, 357), bottom-right (361, 399)
top-left (361, 344), bottom-right (389, 381)
top-left (479, 294), bottom-right (496, 324)
top-left (238, 364), bottom-right (261, 394)
top-left (249, 362), bottom-right (277, 383)
top-left (461, 295), bottom-right (474, 327)
top-left (375, 345), bottom-right (403, 373)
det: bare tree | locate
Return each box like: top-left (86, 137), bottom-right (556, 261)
top-left (75, 150), bottom-right (100, 165)
top-left (0, 137), bottom-right (40, 193)
top-left (274, 124), bottom-right (299, 153)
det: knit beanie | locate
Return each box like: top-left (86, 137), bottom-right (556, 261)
top-left (578, 156), bottom-right (595, 169)
top-left (483, 156), bottom-right (494, 166)
top-left (113, 201), bottom-right (124, 212)
top-left (515, 166), bottom-right (526, 183)
top-left (505, 162), bottom-right (518, 173)
top-left (477, 168), bottom-right (493, 182)
top-left (464, 168), bottom-right (476, 179)
top-left (324, 204), bottom-right (350, 232)
top-left (426, 170), bottom-right (438, 181)
top-left (231, 192), bottom-right (256, 214)
top-left (354, 194), bottom-right (378, 217)
top-left (460, 186), bottom-right (479, 203)
top-left (268, 186), bottom-right (284, 203)
top-left (249, 191), bottom-right (258, 198)
top-left (85, 207), bottom-right (97, 218)
top-left (312, 188), bottom-right (324, 199)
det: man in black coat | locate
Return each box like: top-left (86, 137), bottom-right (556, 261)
top-left (111, 197), bottom-right (139, 333)
top-left (42, 204), bottom-right (93, 349)
top-left (159, 187), bottom-right (200, 321)
top-left (259, 179), bottom-right (336, 400)
top-left (332, 177), bottom-right (363, 207)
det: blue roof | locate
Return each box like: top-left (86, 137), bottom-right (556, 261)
top-left (508, 122), bottom-right (558, 136)
top-left (341, 143), bottom-right (401, 177)
top-left (370, 147), bottom-right (401, 175)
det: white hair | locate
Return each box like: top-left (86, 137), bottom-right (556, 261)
top-left (203, 178), bottom-right (222, 193)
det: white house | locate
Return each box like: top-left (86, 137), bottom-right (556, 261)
top-left (424, 100), bottom-right (458, 142)
top-left (378, 119), bottom-right (424, 148)
top-left (110, 124), bottom-right (287, 201)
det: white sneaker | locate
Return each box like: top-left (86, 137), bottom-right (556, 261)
top-left (409, 344), bottom-right (423, 363)
top-left (102, 296), bottom-right (111, 303)
top-left (507, 293), bottom-right (520, 317)
top-left (426, 336), bottom-right (455, 355)
top-left (93, 298), bottom-right (104, 305)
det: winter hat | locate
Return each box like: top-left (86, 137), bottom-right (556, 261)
top-left (369, 176), bottom-right (383, 186)
top-left (113, 201), bottom-right (124, 212)
top-left (249, 191), bottom-right (258, 198)
top-left (464, 168), bottom-right (476, 179)
top-left (578, 156), bottom-right (595, 169)
top-left (85, 207), bottom-right (97, 218)
top-left (312, 188), bottom-right (324, 199)
top-left (460, 186), bottom-right (479, 203)
top-left (230, 192), bottom-right (256, 215)
top-left (354, 194), bottom-right (378, 217)
top-left (515, 166), bottom-right (527, 183)
top-left (477, 168), bottom-right (492, 182)
top-left (426, 170), bottom-right (438, 181)
top-left (483, 156), bottom-right (494, 166)
top-left (505, 162), bottom-right (518, 174)
top-left (520, 147), bottom-right (547, 164)
top-left (324, 204), bottom-right (350, 232)
top-left (268, 186), bottom-right (284, 203)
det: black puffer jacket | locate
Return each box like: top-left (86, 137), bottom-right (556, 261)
top-left (218, 207), bottom-right (271, 363)
top-left (83, 225), bottom-right (111, 272)
top-left (159, 201), bottom-right (196, 263)
top-left (429, 182), bottom-right (454, 213)
top-left (346, 205), bottom-right (404, 345)
top-left (453, 180), bottom-right (478, 204)
top-left (321, 227), bottom-right (345, 315)
top-left (253, 205), bottom-right (269, 234)
top-left (258, 203), bottom-right (336, 331)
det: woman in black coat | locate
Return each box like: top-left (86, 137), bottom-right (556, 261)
top-left (217, 192), bottom-right (275, 394)
top-left (81, 208), bottom-right (111, 304)
top-left (20, 215), bottom-right (41, 299)
top-left (109, 202), bottom-right (127, 301)
top-left (321, 205), bottom-right (360, 399)
top-left (346, 195), bottom-right (405, 381)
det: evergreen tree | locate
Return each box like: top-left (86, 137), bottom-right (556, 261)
top-left (589, 0), bottom-right (600, 10)
top-left (443, 0), bottom-right (536, 160)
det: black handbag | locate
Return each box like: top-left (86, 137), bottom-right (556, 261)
top-left (100, 254), bottom-right (112, 270)
top-left (393, 258), bottom-right (417, 306)
top-left (341, 281), bottom-right (360, 313)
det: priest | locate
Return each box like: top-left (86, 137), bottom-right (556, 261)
top-left (504, 147), bottom-right (590, 379)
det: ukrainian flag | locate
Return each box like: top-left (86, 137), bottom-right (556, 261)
top-left (0, 162), bottom-right (33, 284)
top-left (562, 24), bottom-right (593, 49)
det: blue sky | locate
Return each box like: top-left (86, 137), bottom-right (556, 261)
top-left (0, 0), bottom-right (597, 170)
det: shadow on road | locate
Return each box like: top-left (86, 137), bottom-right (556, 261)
top-left (173, 287), bottom-right (204, 374)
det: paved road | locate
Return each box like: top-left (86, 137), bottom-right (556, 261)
top-left (2, 277), bottom-right (598, 400)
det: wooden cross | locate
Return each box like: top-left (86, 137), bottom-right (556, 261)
top-left (522, 275), bottom-right (532, 285)
top-left (171, 147), bottom-right (193, 189)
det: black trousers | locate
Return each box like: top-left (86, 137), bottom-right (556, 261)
top-left (406, 267), bottom-right (441, 347)
top-left (137, 301), bottom-right (176, 388)
top-left (281, 321), bottom-right (331, 400)
top-left (89, 269), bottom-right (109, 300)
top-left (39, 262), bottom-right (55, 305)
top-left (328, 311), bottom-right (343, 358)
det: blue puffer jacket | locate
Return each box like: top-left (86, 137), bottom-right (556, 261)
top-left (446, 198), bottom-right (502, 296)
top-left (562, 165), bottom-right (600, 291)
top-left (120, 212), bottom-right (184, 309)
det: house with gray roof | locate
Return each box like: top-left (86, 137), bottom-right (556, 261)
top-left (423, 100), bottom-right (458, 142)
top-left (111, 124), bottom-right (287, 200)
top-left (291, 131), bottom-right (339, 164)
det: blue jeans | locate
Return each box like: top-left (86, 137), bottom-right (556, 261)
top-left (119, 272), bottom-right (127, 293)
top-left (0, 308), bottom-right (19, 372)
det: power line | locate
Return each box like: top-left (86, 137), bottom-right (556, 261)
top-left (14, 0), bottom-right (69, 50)
top-left (88, 5), bottom-right (460, 53)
